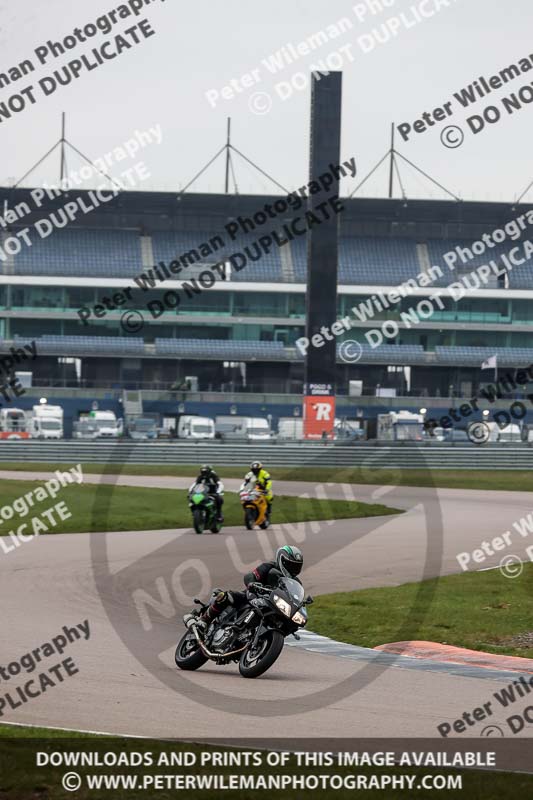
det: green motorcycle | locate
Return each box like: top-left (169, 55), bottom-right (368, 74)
top-left (188, 483), bottom-right (222, 535)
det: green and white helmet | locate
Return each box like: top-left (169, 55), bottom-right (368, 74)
top-left (276, 545), bottom-right (303, 577)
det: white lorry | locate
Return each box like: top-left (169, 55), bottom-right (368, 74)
top-left (377, 411), bottom-right (425, 441)
top-left (128, 417), bottom-right (158, 440)
top-left (177, 415), bottom-right (215, 440)
top-left (27, 404), bottom-right (64, 439)
top-left (485, 421), bottom-right (522, 443)
top-left (277, 417), bottom-right (303, 440)
top-left (0, 408), bottom-right (29, 439)
top-left (215, 416), bottom-right (272, 441)
top-left (77, 410), bottom-right (123, 439)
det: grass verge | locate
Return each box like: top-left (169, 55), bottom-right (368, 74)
top-left (0, 479), bottom-right (400, 535)
top-left (0, 462), bottom-right (530, 491)
top-left (310, 564), bottom-right (533, 659)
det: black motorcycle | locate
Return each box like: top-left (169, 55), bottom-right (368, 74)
top-left (175, 577), bottom-right (313, 678)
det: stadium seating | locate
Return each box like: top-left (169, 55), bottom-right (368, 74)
top-left (435, 346), bottom-right (533, 366)
top-left (6, 222), bottom-right (533, 291)
top-left (291, 236), bottom-right (422, 285)
top-left (351, 344), bottom-right (427, 363)
top-left (151, 231), bottom-right (221, 266)
top-left (427, 239), bottom-right (533, 289)
top-left (9, 228), bottom-right (429, 286)
top-left (507, 263), bottom-right (533, 290)
top-left (151, 231), bottom-right (283, 283)
top-left (13, 335), bottom-right (145, 354)
top-left (155, 338), bottom-right (286, 360)
top-left (10, 228), bottom-right (142, 277)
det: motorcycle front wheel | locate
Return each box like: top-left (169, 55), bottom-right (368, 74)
top-left (175, 631), bottom-right (208, 671)
top-left (210, 517), bottom-right (222, 533)
top-left (192, 507), bottom-right (205, 534)
top-left (238, 630), bottom-right (284, 678)
top-left (244, 506), bottom-right (256, 530)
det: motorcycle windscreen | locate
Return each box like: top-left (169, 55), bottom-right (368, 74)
top-left (278, 578), bottom-right (304, 604)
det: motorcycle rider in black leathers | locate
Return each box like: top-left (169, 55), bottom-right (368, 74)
top-left (183, 545), bottom-right (304, 631)
top-left (190, 464), bottom-right (224, 522)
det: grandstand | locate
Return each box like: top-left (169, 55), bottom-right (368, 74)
top-left (1, 186), bottom-right (533, 429)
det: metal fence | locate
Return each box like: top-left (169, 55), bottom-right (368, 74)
top-left (0, 441), bottom-right (531, 469)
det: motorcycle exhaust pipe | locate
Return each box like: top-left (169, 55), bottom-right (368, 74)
top-left (188, 621), bottom-right (247, 659)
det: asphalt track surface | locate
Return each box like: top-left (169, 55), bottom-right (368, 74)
top-left (1, 469), bottom-right (532, 740)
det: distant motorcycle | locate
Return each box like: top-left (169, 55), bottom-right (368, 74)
top-left (176, 578), bottom-right (312, 678)
top-left (239, 482), bottom-right (269, 530)
top-left (188, 483), bottom-right (222, 534)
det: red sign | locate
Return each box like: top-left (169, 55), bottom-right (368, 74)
top-left (303, 395), bottom-right (336, 440)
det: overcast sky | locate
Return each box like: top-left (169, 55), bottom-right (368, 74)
top-left (0, 0), bottom-right (531, 202)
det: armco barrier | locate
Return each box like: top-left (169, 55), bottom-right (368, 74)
top-left (0, 440), bottom-right (532, 469)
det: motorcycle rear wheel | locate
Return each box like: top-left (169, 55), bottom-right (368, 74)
top-left (175, 631), bottom-right (208, 671)
top-left (192, 507), bottom-right (205, 534)
top-left (238, 630), bottom-right (284, 678)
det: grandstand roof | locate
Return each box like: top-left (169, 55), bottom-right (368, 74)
top-left (1, 186), bottom-right (532, 234)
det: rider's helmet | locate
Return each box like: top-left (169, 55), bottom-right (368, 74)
top-left (276, 545), bottom-right (303, 578)
top-left (250, 461), bottom-right (262, 476)
top-left (200, 464), bottom-right (213, 479)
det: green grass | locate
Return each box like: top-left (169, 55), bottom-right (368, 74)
top-left (0, 723), bottom-right (98, 738)
top-left (0, 479), bottom-right (399, 535)
top-left (0, 726), bottom-right (531, 799)
top-left (310, 564), bottom-right (533, 659)
top-left (0, 462), bottom-right (530, 491)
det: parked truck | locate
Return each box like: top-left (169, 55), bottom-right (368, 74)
top-left (215, 416), bottom-right (272, 441)
top-left (128, 417), bottom-right (158, 440)
top-left (277, 417), bottom-right (303, 440)
top-left (77, 410), bottom-right (123, 439)
top-left (26, 404), bottom-right (64, 439)
top-left (0, 408), bottom-right (30, 439)
top-left (157, 414), bottom-right (215, 440)
top-left (377, 411), bottom-right (425, 441)
top-left (177, 415), bottom-right (215, 440)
